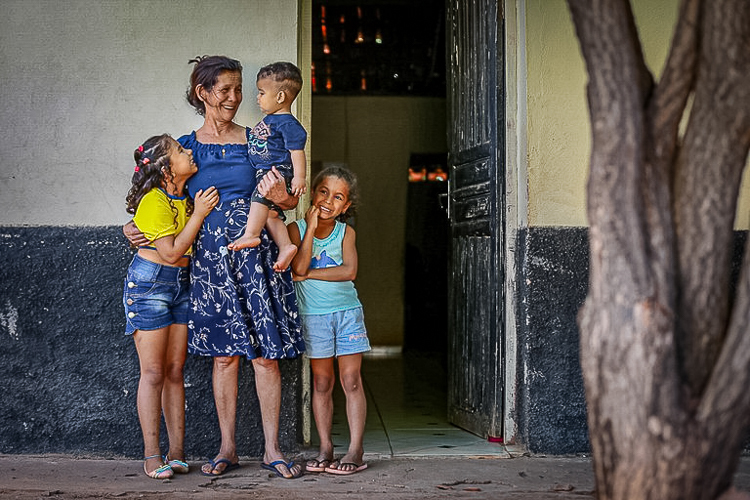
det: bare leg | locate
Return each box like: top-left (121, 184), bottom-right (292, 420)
top-left (308, 357), bottom-right (336, 470)
top-left (162, 323), bottom-right (187, 465)
top-left (201, 356), bottom-right (240, 475)
top-left (229, 202), bottom-right (268, 250)
top-left (133, 327), bottom-right (169, 475)
top-left (265, 214), bottom-right (297, 272)
top-left (253, 357), bottom-right (302, 478)
top-left (333, 354), bottom-right (367, 472)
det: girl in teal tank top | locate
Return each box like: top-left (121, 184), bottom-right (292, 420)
top-left (289, 166), bottom-right (370, 475)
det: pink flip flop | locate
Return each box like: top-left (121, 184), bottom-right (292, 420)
top-left (324, 461), bottom-right (368, 475)
top-left (306, 458), bottom-right (331, 473)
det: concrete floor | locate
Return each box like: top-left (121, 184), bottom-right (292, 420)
top-left (4, 350), bottom-right (750, 499)
top-left (313, 349), bottom-right (510, 460)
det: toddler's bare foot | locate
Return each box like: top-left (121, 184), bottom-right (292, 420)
top-left (273, 245), bottom-right (298, 272)
top-left (228, 234), bottom-right (261, 251)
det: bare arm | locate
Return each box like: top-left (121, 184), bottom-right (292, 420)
top-left (290, 206), bottom-right (317, 278)
top-left (289, 149), bottom-right (307, 197)
top-left (305, 225), bottom-right (358, 282)
top-left (152, 187), bottom-right (219, 264)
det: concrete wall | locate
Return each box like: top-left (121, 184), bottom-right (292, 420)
top-left (0, 0), bottom-right (307, 227)
top-left (524, 0), bottom-right (750, 228)
top-left (311, 96), bottom-right (447, 347)
top-left (516, 0), bottom-right (750, 454)
top-left (5, 0), bottom-right (746, 459)
top-left (0, 0), bottom-right (306, 458)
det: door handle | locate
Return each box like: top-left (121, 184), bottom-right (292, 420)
top-left (438, 192), bottom-right (449, 218)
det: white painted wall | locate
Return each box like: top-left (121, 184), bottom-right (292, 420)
top-left (0, 0), bottom-right (300, 226)
top-left (525, 0), bottom-right (750, 229)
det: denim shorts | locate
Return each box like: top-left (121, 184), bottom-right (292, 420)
top-left (123, 254), bottom-right (190, 335)
top-left (301, 307), bottom-right (371, 358)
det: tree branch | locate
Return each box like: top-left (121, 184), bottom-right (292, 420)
top-left (647, 0), bottom-right (700, 168)
top-left (698, 238), bottom-right (750, 446)
top-left (673, 0), bottom-right (750, 397)
top-left (567, 0), bottom-right (654, 295)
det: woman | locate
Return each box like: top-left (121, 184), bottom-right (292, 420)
top-left (124, 55), bottom-right (305, 479)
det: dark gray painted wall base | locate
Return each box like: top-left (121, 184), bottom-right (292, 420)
top-left (1, 225), bottom-right (745, 457)
top-left (518, 227), bottom-right (590, 454)
top-left (0, 226), bottom-right (302, 458)
top-left (518, 227), bottom-right (748, 455)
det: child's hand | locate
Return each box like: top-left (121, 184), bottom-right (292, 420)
top-left (304, 205), bottom-right (319, 232)
top-left (291, 176), bottom-right (307, 197)
top-left (194, 187), bottom-right (220, 217)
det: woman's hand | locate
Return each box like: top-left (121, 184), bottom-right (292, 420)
top-left (123, 220), bottom-right (149, 247)
top-left (258, 167), bottom-right (298, 211)
top-left (194, 186), bottom-right (220, 218)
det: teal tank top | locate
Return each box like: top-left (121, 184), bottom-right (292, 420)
top-left (294, 220), bottom-right (362, 315)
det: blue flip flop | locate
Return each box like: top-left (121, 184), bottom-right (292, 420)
top-left (201, 458), bottom-right (240, 476)
top-left (261, 460), bottom-right (303, 478)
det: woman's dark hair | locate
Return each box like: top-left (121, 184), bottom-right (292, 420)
top-left (311, 165), bottom-right (359, 222)
top-left (186, 55), bottom-right (243, 116)
top-left (125, 134), bottom-right (190, 223)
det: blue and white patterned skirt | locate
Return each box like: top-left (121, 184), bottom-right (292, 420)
top-left (187, 197), bottom-right (304, 360)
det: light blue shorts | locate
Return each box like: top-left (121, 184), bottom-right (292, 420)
top-left (301, 307), bottom-right (371, 358)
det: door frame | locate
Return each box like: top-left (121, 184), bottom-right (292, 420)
top-left (500, 0), bottom-right (526, 447)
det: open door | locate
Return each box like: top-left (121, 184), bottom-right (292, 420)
top-left (446, 0), bottom-right (504, 439)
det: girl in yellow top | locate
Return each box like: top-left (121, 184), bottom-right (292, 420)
top-left (123, 134), bottom-right (219, 479)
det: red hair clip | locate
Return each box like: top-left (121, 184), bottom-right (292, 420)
top-left (134, 166), bottom-right (140, 172)
top-left (142, 158), bottom-right (151, 165)
top-left (138, 145), bottom-right (144, 152)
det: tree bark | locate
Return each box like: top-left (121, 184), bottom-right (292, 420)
top-left (567, 0), bottom-right (750, 498)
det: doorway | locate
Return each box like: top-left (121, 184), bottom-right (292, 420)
top-left (309, 0), bottom-right (449, 352)
top-left (404, 152), bottom-right (448, 354)
top-left (308, 0), bottom-right (507, 457)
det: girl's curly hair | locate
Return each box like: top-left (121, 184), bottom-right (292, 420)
top-left (125, 134), bottom-right (192, 224)
top-left (311, 165), bottom-right (359, 222)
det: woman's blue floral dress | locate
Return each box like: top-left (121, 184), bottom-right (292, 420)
top-left (178, 130), bottom-right (304, 360)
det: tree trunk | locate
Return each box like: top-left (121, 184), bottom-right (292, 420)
top-left (566, 0), bottom-right (750, 498)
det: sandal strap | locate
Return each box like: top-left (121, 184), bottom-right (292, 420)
top-left (153, 463), bottom-right (172, 474)
top-left (144, 457), bottom-right (173, 479)
top-left (168, 458), bottom-right (189, 468)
